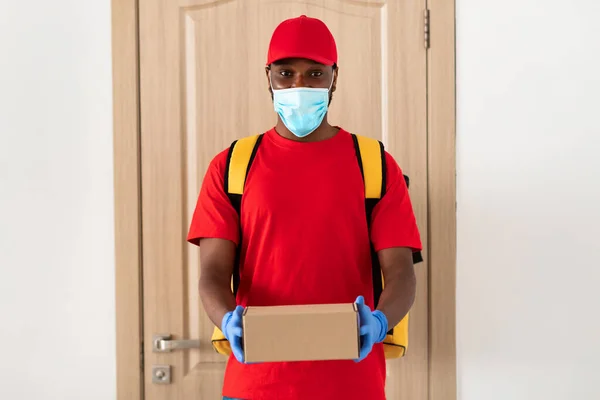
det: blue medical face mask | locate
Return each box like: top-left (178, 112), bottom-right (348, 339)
top-left (271, 77), bottom-right (333, 138)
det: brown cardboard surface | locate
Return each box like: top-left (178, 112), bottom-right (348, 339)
top-left (243, 303), bottom-right (360, 363)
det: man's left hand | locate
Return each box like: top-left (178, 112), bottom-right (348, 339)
top-left (354, 295), bottom-right (388, 362)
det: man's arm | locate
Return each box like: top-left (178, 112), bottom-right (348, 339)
top-left (198, 238), bottom-right (237, 328)
top-left (374, 247), bottom-right (417, 328)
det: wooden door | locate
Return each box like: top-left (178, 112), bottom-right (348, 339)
top-left (138, 0), bottom-right (428, 399)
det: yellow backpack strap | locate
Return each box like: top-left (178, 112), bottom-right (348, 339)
top-left (351, 134), bottom-right (386, 313)
top-left (224, 134), bottom-right (263, 197)
top-left (351, 134), bottom-right (385, 200)
top-left (224, 134), bottom-right (263, 295)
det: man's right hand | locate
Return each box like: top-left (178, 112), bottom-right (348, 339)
top-left (221, 305), bottom-right (245, 363)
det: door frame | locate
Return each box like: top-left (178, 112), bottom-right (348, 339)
top-left (111, 1), bottom-right (456, 399)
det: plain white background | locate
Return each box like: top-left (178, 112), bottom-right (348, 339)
top-left (456, 0), bottom-right (600, 399)
top-left (0, 1), bottom-right (116, 399)
top-left (1, 0), bottom-right (599, 399)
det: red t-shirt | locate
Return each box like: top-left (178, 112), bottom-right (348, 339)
top-left (187, 127), bottom-right (422, 400)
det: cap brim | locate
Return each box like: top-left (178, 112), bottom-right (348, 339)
top-left (267, 52), bottom-right (335, 66)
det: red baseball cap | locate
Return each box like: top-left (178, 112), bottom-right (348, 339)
top-left (266, 15), bottom-right (338, 66)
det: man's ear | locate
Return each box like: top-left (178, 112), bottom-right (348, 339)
top-left (331, 67), bottom-right (339, 93)
top-left (265, 67), bottom-right (273, 96)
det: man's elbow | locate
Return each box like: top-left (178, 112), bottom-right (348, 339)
top-left (402, 266), bottom-right (417, 305)
top-left (198, 268), bottom-right (230, 295)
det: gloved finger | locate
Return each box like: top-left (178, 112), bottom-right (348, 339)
top-left (231, 312), bottom-right (243, 324)
top-left (360, 324), bottom-right (371, 336)
top-left (355, 295), bottom-right (365, 306)
top-left (355, 342), bottom-right (370, 363)
top-left (231, 326), bottom-right (243, 338)
top-left (231, 336), bottom-right (245, 363)
top-left (354, 349), bottom-right (366, 363)
top-left (356, 304), bottom-right (372, 325)
top-left (232, 307), bottom-right (244, 323)
top-left (222, 312), bottom-right (233, 328)
top-left (357, 342), bottom-right (371, 362)
top-left (232, 347), bottom-right (245, 364)
top-left (355, 334), bottom-right (372, 363)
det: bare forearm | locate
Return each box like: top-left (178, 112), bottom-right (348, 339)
top-left (198, 238), bottom-right (237, 329)
top-left (376, 269), bottom-right (416, 328)
top-left (199, 274), bottom-right (237, 329)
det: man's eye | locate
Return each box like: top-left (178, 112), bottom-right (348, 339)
top-left (310, 71), bottom-right (323, 77)
top-left (279, 71), bottom-right (292, 77)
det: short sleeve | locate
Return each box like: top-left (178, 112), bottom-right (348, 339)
top-left (370, 152), bottom-right (423, 253)
top-left (186, 149), bottom-right (239, 246)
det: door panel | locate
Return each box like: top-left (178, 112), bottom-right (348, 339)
top-left (139, 0), bottom-right (427, 399)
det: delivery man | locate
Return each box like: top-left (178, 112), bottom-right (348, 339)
top-left (187, 15), bottom-right (422, 400)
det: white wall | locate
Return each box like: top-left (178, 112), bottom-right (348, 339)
top-left (2, 0), bottom-right (599, 398)
top-left (457, 1), bottom-right (600, 399)
top-left (0, 1), bottom-right (115, 399)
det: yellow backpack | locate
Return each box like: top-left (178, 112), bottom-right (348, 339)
top-left (210, 133), bottom-right (423, 359)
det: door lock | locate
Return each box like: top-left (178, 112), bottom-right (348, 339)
top-left (152, 365), bottom-right (171, 384)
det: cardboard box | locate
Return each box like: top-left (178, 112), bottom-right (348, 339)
top-left (242, 303), bottom-right (360, 363)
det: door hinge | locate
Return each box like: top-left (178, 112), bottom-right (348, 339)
top-left (424, 9), bottom-right (431, 49)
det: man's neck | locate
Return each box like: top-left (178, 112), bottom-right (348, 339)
top-left (274, 116), bottom-right (339, 143)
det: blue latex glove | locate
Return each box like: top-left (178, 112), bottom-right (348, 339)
top-left (221, 305), bottom-right (245, 363)
top-left (354, 295), bottom-right (388, 362)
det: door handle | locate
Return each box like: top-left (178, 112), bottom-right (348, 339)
top-left (153, 334), bottom-right (201, 353)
